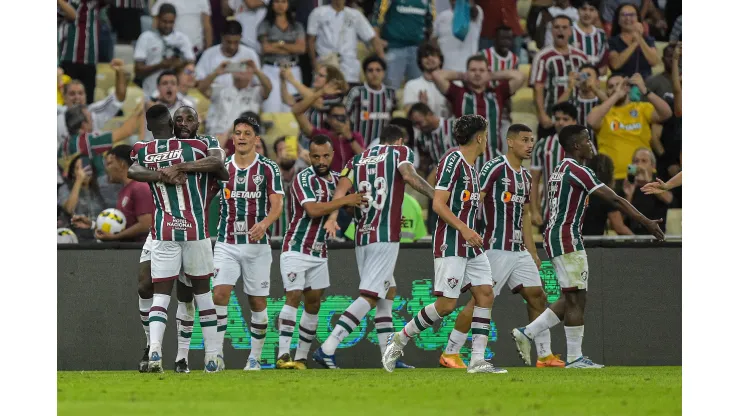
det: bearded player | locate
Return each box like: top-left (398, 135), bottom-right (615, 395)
top-left (382, 114), bottom-right (506, 374)
top-left (313, 124), bottom-right (435, 369)
top-left (211, 117), bottom-right (284, 372)
top-left (129, 104), bottom-right (228, 373)
top-left (439, 124), bottom-right (565, 369)
top-left (275, 135), bottom-right (367, 370)
top-left (511, 125), bottom-right (664, 368)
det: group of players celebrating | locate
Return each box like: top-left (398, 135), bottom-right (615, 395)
top-left (130, 104), bottom-right (664, 374)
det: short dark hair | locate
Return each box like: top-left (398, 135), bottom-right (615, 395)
top-left (416, 41), bottom-right (444, 71)
top-left (587, 153), bottom-right (614, 186)
top-left (158, 3), bottom-right (177, 17)
top-left (453, 114), bottom-right (487, 146)
top-left (408, 102), bottom-right (433, 118)
top-left (496, 25), bottom-right (513, 35)
top-left (579, 63), bottom-right (599, 75)
top-left (466, 54), bottom-right (488, 70)
top-left (65, 105), bottom-right (86, 135)
top-left (552, 15), bottom-right (574, 26)
top-left (551, 102), bottom-right (578, 120)
top-left (328, 103), bottom-right (345, 113)
top-left (157, 69), bottom-right (178, 85)
top-left (558, 124), bottom-right (589, 151)
top-left (363, 55), bottom-right (387, 73)
top-left (233, 116), bottom-right (260, 135)
top-left (146, 103), bottom-right (170, 125)
top-left (380, 124), bottom-right (405, 144)
top-left (506, 124), bottom-right (533, 138)
top-left (577, 0), bottom-right (601, 9)
top-left (223, 20), bottom-right (243, 36)
top-left (310, 134), bottom-right (333, 148)
top-left (389, 117), bottom-right (413, 142)
top-left (108, 145), bottom-right (134, 167)
top-left (273, 136), bottom-right (286, 155)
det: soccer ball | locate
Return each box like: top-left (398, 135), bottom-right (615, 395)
top-left (96, 208), bottom-right (127, 234)
top-left (57, 228), bottom-right (79, 244)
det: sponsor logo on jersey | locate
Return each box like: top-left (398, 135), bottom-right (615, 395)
top-left (447, 277), bottom-right (459, 289)
top-left (144, 149), bottom-right (183, 163)
top-left (361, 112), bottom-right (391, 121)
top-left (502, 191), bottom-right (526, 204)
top-left (234, 221), bottom-right (248, 235)
top-left (610, 121), bottom-right (642, 132)
top-left (224, 188), bottom-right (262, 199)
top-left (461, 190), bottom-right (480, 202)
top-left (357, 154), bottom-right (387, 165)
top-left (253, 175), bottom-right (264, 186)
top-left (359, 224), bottom-right (376, 234)
top-left (166, 218), bottom-right (193, 230)
top-left (550, 172), bottom-right (565, 182)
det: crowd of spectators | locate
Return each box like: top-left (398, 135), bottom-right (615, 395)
top-left (57, 0), bottom-right (682, 244)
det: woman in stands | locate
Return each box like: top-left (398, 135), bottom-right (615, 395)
top-left (58, 155), bottom-right (106, 242)
top-left (607, 3), bottom-right (659, 79)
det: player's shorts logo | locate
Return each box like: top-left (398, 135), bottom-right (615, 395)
top-left (234, 221), bottom-right (248, 235)
top-left (287, 272), bottom-right (296, 282)
top-left (252, 175), bottom-right (264, 186)
top-left (440, 244), bottom-right (448, 252)
top-left (261, 281), bottom-right (269, 288)
top-left (383, 281), bottom-right (390, 290)
top-left (288, 239), bottom-right (296, 247)
top-left (447, 277), bottom-right (459, 289)
top-left (581, 271), bottom-right (588, 281)
top-left (214, 268), bottom-right (219, 278)
top-left (143, 249), bottom-right (150, 255)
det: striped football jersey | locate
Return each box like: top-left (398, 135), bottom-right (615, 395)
top-left (345, 84), bottom-right (397, 145)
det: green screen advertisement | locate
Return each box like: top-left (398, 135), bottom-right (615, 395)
top-left (187, 262), bottom-right (561, 368)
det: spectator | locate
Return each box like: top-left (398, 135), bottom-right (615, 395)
top-left (257, 0), bottom-right (307, 113)
top-left (205, 60), bottom-right (272, 136)
top-left (57, 0), bottom-right (77, 27)
top-left (151, 0), bottom-right (213, 56)
top-left (480, 25), bottom-right (519, 141)
top-left (647, 44), bottom-right (681, 185)
top-left (529, 102), bottom-right (578, 228)
top-left (607, 3), bottom-right (659, 79)
top-left (223, 0), bottom-right (268, 53)
top-left (370, 0), bottom-right (435, 89)
top-left (195, 20), bottom-right (262, 97)
top-left (107, 0), bottom-right (145, 44)
top-left (57, 67), bottom-right (71, 105)
top-left (134, 3), bottom-right (196, 97)
top-left (581, 153), bottom-right (633, 235)
top-left (587, 73), bottom-right (672, 190)
top-left (345, 56), bottom-right (397, 146)
top-left (433, 0), bottom-right (484, 72)
top-left (477, 0), bottom-right (525, 57)
top-left (571, 0), bottom-right (609, 75)
top-left (538, 0), bottom-right (579, 49)
top-left (58, 0), bottom-right (105, 104)
top-left (293, 83), bottom-right (365, 173)
top-left (601, 0), bottom-right (642, 25)
top-left (432, 54), bottom-right (525, 168)
top-left (70, 145), bottom-right (153, 243)
top-left (57, 59), bottom-right (128, 147)
top-left (557, 63), bottom-right (608, 126)
top-left (140, 70), bottom-right (196, 141)
top-left (307, 0), bottom-right (385, 85)
top-left (530, 15), bottom-right (588, 139)
top-left (622, 148), bottom-right (670, 234)
top-left (407, 102), bottom-right (455, 174)
top-left (271, 136), bottom-right (309, 238)
top-left (645, 43), bottom-right (675, 99)
top-left (669, 15), bottom-right (681, 44)
top-left (58, 155), bottom-right (106, 242)
top-left (402, 42), bottom-right (451, 119)
top-left (176, 63), bottom-right (198, 102)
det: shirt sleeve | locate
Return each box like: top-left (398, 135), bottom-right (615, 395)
top-left (295, 22), bottom-right (306, 40)
top-left (345, 86), bottom-right (359, 118)
top-left (133, 183), bottom-right (154, 217)
top-left (130, 142), bottom-right (144, 166)
top-left (435, 153), bottom-right (461, 191)
top-left (531, 52), bottom-right (547, 85)
top-left (88, 132), bottom-right (114, 155)
top-left (444, 83), bottom-right (464, 112)
top-left (570, 165), bottom-right (604, 194)
top-left (495, 79), bottom-right (511, 99)
top-left (133, 33), bottom-right (150, 61)
top-left (181, 35), bottom-right (196, 61)
top-left (340, 158), bottom-right (355, 184)
top-left (293, 173), bottom-right (316, 205)
top-left (88, 93), bottom-right (123, 124)
top-left (355, 11), bottom-right (377, 42)
top-left (195, 51), bottom-right (209, 80)
top-left (396, 146), bottom-right (415, 167)
top-left (200, 0), bottom-right (212, 15)
top-left (57, 184), bottom-right (71, 206)
top-left (530, 140), bottom-right (544, 171)
top-left (306, 9), bottom-right (319, 36)
top-left (265, 161), bottom-right (284, 195)
top-left (257, 21), bottom-right (269, 40)
top-left (478, 161), bottom-right (500, 195)
top-left (150, 1), bottom-right (161, 16)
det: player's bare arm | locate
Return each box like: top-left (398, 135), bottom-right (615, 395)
top-left (430, 69), bottom-right (460, 95)
top-left (529, 169), bottom-right (544, 226)
top-left (490, 69), bottom-right (526, 92)
top-left (249, 193), bottom-right (284, 241)
top-left (96, 214), bottom-right (152, 241)
top-left (641, 172), bottom-right (682, 195)
top-left (522, 203), bottom-right (542, 269)
top-left (304, 193), bottom-right (365, 219)
top-left (432, 189), bottom-right (483, 248)
top-left (592, 185), bottom-right (665, 241)
top-left (168, 148), bottom-right (226, 174)
top-left (128, 164), bottom-right (184, 185)
top-left (323, 176), bottom-right (354, 238)
top-left (398, 163), bottom-right (435, 200)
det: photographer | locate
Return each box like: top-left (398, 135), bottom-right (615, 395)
top-left (622, 148), bottom-right (671, 234)
top-left (134, 3), bottom-right (195, 97)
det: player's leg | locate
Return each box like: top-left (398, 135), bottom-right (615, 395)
top-left (147, 240), bottom-right (181, 372)
top-left (375, 285), bottom-right (414, 369)
top-left (137, 255), bottom-right (153, 372)
top-left (242, 244), bottom-right (272, 371)
top-left (211, 242), bottom-right (241, 370)
top-left (440, 297), bottom-right (473, 368)
top-left (293, 257), bottom-right (329, 368)
top-left (464, 253), bottom-right (506, 373)
top-left (174, 277), bottom-right (195, 373)
top-left (182, 239), bottom-right (219, 372)
top-left (277, 252), bottom-right (308, 369)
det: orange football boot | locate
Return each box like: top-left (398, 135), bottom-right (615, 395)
top-left (536, 354), bottom-right (566, 368)
top-left (439, 353), bottom-right (467, 369)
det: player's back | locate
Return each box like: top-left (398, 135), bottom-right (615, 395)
top-left (344, 144), bottom-right (415, 246)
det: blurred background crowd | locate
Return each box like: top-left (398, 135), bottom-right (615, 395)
top-left (56, 0), bottom-right (682, 244)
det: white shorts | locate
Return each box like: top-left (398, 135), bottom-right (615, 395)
top-left (355, 242), bottom-right (398, 299)
top-left (551, 250), bottom-right (589, 292)
top-left (150, 239), bottom-right (214, 283)
top-left (433, 254), bottom-right (492, 299)
top-left (486, 250), bottom-right (542, 297)
top-left (213, 242), bottom-right (272, 297)
top-left (280, 251), bottom-right (330, 292)
top-left (141, 234), bottom-right (192, 287)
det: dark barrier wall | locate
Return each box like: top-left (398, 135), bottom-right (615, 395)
top-left (57, 242), bottom-right (681, 370)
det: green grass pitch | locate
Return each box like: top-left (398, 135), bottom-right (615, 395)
top-left (58, 367), bottom-right (681, 415)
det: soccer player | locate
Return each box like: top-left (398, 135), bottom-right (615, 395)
top-left (382, 114), bottom-right (506, 374)
top-left (128, 104), bottom-right (228, 373)
top-left (511, 124), bottom-right (665, 368)
top-left (439, 124), bottom-right (565, 369)
top-left (211, 116), bottom-right (284, 372)
top-left (275, 135), bottom-right (367, 370)
top-left (312, 124), bottom-right (435, 369)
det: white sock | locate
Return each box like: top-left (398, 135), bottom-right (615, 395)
top-left (565, 325), bottom-right (584, 363)
top-left (194, 292), bottom-right (218, 358)
top-left (445, 329), bottom-right (468, 355)
top-left (249, 309), bottom-right (268, 360)
top-left (295, 311), bottom-right (319, 361)
top-left (278, 305), bottom-right (298, 358)
top-left (400, 304), bottom-right (442, 347)
top-left (534, 329), bottom-right (553, 358)
top-left (175, 301), bottom-right (194, 363)
top-left (470, 307), bottom-right (491, 364)
top-left (148, 294), bottom-right (170, 358)
top-left (322, 297), bottom-right (372, 355)
top-left (138, 296), bottom-right (153, 346)
top-left (374, 299), bottom-right (394, 356)
top-left (215, 304), bottom-right (228, 356)
top-left (523, 308), bottom-right (560, 339)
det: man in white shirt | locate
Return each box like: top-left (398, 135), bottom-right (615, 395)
top-left (402, 42), bottom-right (450, 119)
top-left (134, 3), bottom-right (195, 97)
top-left (307, 0), bottom-right (385, 84)
top-left (140, 70), bottom-right (195, 142)
top-left (204, 60), bottom-right (272, 136)
top-left (151, 0), bottom-right (213, 55)
top-left (433, 2), bottom-right (484, 72)
top-left (57, 59), bottom-right (128, 147)
top-left (195, 20), bottom-right (261, 98)
top-left (223, 0), bottom-right (268, 53)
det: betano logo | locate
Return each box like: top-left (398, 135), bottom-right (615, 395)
top-left (144, 149), bottom-right (183, 163)
top-left (461, 190), bottom-right (479, 202)
top-left (501, 191), bottom-right (526, 204)
top-left (610, 121), bottom-right (642, 132)
top-left (224, 188), bottom-right (262, 199)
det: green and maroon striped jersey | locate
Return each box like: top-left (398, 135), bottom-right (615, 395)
top-left (57, 131), bottom-right (114, 178)
top-left (529, 46), bottom-right (589, 115)
top-left (282, 166), bottom-right (340, 258)
top-left (131, 136), bottom-right (221, 241)
top-left (217, 154), bottom-right (284, 245)
top-left (480, 48), bottom-right (519, 72)
top-left (305, 93), bottom-right (344, 130)
top-left (479, 156), bottom-right (532, 252)
top-left (570, 24), bottom-right (609, 68)
top-left (272, 176), bottom-right (293, 238)
top-left (433, 150), bottom-right (483, 259)
top-left (58, 0), bottom-right (103, 65)
top-left (345, 84), bottom-right (397, 145)
top-left (544, 158), bottom-right (604, 258)
top-left (418, 117), bottom-right (456, 165)
top-left (343, 145), bottom-right (414, 246)
top-left (573, 95), bottom-right (601, 127)
top-left (531, 134), bottom-right (565, 218)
